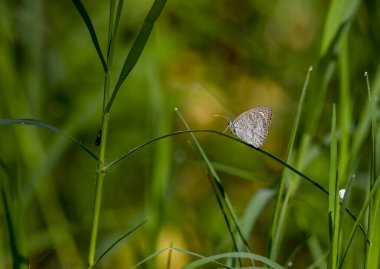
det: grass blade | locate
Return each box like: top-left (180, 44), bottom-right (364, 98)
top-left (341, 174), bottom-right (380, 268)
top-left (104, 128), bottom-right (368, 241)
top-left (0, 161), bottom-right (29, 269)
top-left (71, 0), bottom-right (108, 72)
top-left (269, 66), bottom-right (313, 260)
top-left (240, 189), bottom-right (275, 238)
top-left (183, 251), bottom-right (285, 269)
top-left (105, 0), bottom-right (167, 113)
top-left (175, 108), bottom-right (249, 265)
top-left (94, 220), bottom-right (148, 265)
top-left (320, 0), bottom-right (361, 57)
top-left (0, 118), bottom-right (98, 161)
top-left (328, 104), bottom-right (339, 269)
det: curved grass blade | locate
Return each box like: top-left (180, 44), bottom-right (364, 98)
top-left (183, 252), bottom-right (285, 269)
top-left (105, 0), bottom-right (167, 113)
top-left (0, 118), bottom-right (98, 161)
top-left (320, 0), bottom-right (361, 57)
top-left (106, 129), bottom-right (327, 195)
top-left (340, 173), bottom-right (380, 268)
top-left (130, 247), bottom-right (227, 269)
top-left (0, 161), bottom-right (29, 269)
top-left (104, 129), bottom-right (368, 240)
top-left (328, 104), bottom-right (339, 269)
top-left (94, 220), bottom-right (147, 265)
top-left (175, 108), bottom-right (250, 263)
top-left (72, 0), bottom-right (108, 72)
top-left (269, 66), bottom-right (313, 260)
top-left (240, 189), bottom-right (275, 238)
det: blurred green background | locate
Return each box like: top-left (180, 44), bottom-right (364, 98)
top-left (1, 0), bottom-right (379, 268)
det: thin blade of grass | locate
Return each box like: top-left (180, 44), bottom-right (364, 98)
top-left (105, 130), bottom-right (328, 194)
top-left (338, 31), bottom-right (352, 183)
top-left (328, 104), bottom-right (339, 269)
top-left (0, 162), bottom-right (29, 269)
top-left (341, 173), bottom-right (380, 268)
top-left (364, 71), bottom-right (380, 268)
top-left (106, 0), bottom-right (124, 68)
top-left (93, 220), bottom-right (148, 265)
top-left (104, 128), bottom-right (368, 240)
top-left (320, 0), bottom-right (361, 57)
top-left (269, 66), bottom-right (312, 260)
top-left (130, 247), bottom-right (227, 269)
top-left (366, 200), bottom-right (379, 269)
top-left (307, 235), bottom-right (328, 269)
top-left (183, 251), bottom-right (285, 269)
top-left (240, 189), bottom-right (275, 238)
top-left (71, 0), bottom-right (108, 72)
top-left (352, 68), bottom-right (380, 157)
top-left (105, 0), bottom-right (167, 113)
top-left (0, 118), bottom-right (98, 161)
top-left (211, 161), bottom-right (271, 184)
top-left (175, 108), bottom-right (249, 264)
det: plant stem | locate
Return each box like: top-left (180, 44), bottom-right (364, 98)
top-left (88, 69), bottom-right (111, 268)
top-left (88, 113), bottom-right (109, 269)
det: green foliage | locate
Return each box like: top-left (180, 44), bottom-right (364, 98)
top-left (0, 1), bottom-right (379, 268)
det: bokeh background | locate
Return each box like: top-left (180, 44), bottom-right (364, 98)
top-left (1, 0), bottom-right (379, 268)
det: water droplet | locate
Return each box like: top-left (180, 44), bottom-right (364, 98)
top-left (339, 189), bottom-right (346, 199)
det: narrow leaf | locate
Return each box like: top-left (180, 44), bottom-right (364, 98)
top-left (72, 0), bottom-right (108, 72)
top-left (0, 118), bottom-right (98, 161)
top-left (94, 220), bottom-right (147, 265)
top-left (105, 0), bottom-right (167, 112)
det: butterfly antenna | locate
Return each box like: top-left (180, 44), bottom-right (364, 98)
top-left (213, 114), bottom-right (231, 133)
top-left (213, 114), bottom-right (230, 120)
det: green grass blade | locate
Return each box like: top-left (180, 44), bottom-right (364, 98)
top-left (183, 252), bottom-right (285, 269)
top-left (175, 108), bottom-right (249, 262)
top-left (364, 70), bottom-right (380, 268)
top-left (105, 129), bottom-right (328, 194)
top-left (105, 0), bottom-right (167, 113)
top-left (328, 104), bottom-right (339, 269)
top-left (240, 189), bottom-right (275, 238)
top-left (211, 162), bottom-right (270, 184)
top-left (71, 0), bottom-right (108, 72)
top-left (342, 173), bottom-right (380, 268)
top-left (320, 0), bottom-right (361, 57)
top-left (130, 247), bottom-right (227, 269)
top-left (285, 66), bottom-right (313, 162)
top-left (269, 66), bottom-right (313, 260)
top-left (0, 161), bottom-right (29, 269)
top-left (107, 0), bottom-right (124, 68)
top-left (366, 199), bottom-right (380, 269)
top-left (94, 220), bottom-right (147, 265)
top-left (338, 31), bottom-right (352, 183)
top-left (0, 118), bottom-right (99, 161)
top-left (307, 235), bottom-right (328, 269)
top-left (352, 68), bottom-right (380, 157)
top-left (104, 127), bottom-right (368, 240)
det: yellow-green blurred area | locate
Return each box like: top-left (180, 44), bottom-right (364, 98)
top-left (1, 0), bottom-right (379, 268)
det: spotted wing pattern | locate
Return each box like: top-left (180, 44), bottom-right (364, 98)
top-left (228, 106), bottom-right (272, 148)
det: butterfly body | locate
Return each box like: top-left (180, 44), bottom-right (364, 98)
top-left (228, 106), bottom-right (272, 148)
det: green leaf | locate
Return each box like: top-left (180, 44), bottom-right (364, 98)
top-left (105, 0), bottom-right (167, 112)
top-left (94, 220), bottom-right (147, 265)
top-left (72, 0), bottom-right (108, 72)
top-left (0, 118), bottom-right (98, 161)
top-left (320, 0), bottom-right (361, 57)
top-left (183, 252), bottom-right (285, 269)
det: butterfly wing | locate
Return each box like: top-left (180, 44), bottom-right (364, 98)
top-left (229, 106), bottom-right (272, 148)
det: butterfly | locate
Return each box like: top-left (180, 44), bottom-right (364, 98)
top-left (228, 106), bottom-right (272, 148)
